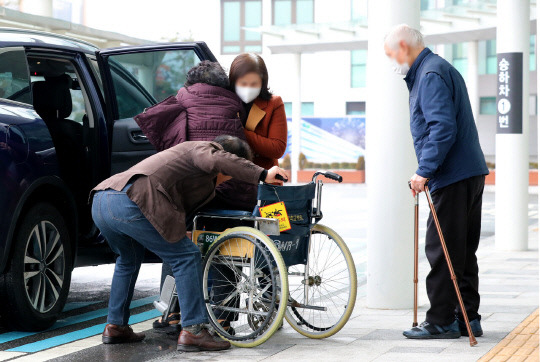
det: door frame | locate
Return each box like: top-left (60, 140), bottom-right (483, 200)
top-left (95, 41), bottom-right (217, 124)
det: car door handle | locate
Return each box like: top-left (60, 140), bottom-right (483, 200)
top-left (129, 130), bottom-right (149, 144)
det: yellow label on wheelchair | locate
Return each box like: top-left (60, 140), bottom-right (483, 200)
top-left (193, 230), bottom-right (255, 258)
top-left (258, 201), bottom-right (291, 232)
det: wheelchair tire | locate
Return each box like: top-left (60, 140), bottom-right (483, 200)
top-left (284, 224), bottom-right (357, 339)
top-left (202, 227), bottom-right (288, 348)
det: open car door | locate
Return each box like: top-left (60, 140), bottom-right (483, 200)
top-left (95, 42), bottom-right (217, 174)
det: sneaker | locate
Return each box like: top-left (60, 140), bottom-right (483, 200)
top-left (457, 316), bottom-right (483, 337)
top-left (403, 320), bottom-right (461, 339)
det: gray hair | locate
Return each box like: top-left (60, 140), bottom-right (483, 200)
top-left (384, 24), bottom-right (425, 49)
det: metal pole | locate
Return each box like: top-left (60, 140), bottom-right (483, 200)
top-left (413, 192), bottom-right (419, 327)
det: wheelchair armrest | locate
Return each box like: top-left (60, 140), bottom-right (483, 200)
top-left (197, 209), bottom-right (254, 217)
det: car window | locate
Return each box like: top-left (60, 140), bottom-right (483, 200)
top-left (27, 57), bottom-right (90, 126)
top-left (106, 49), bottom-right (200, 120)
top-left (0, 48), bottom-right (31, 105)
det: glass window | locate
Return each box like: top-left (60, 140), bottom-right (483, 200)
top-left (296, 0), bottom-right (314, 24)
top-left (223, 1), bottom-right (241, 42)
top-left (479, 97), bottom-right (496, 115)
top-left (351, 0), bottom-right (366, 21)
top-left (245, 0), bottom-right (262, 41)
top-left (284, 101), bottom-right (314, 116)
top-left (272, 0), bottom-right (313, 25)
top-left (530, 35), bottom-right (536, 72)
top-left (274, 0), bottom-right (292, 25)
top-left (346, 101), bottom-right (365, 115)
top-left (301, 102), bottom-right (314, 116)
top-left (452, 43), bottom-right (468, 79)
top-left (485, 39), bottom-right (496, 74)
top-left (27, 56), bottom-right (90, 125)
top-left (421, 0), bottom-right (437, 10)
top-left (284, 102), bottom-right (291, 116)
top-left (106, 49), bottom-right (200, 120)
top-left (222, 0), bottom-right (262, 54)
top-left (351, 50), bottom-right (367, 88)
top-left (0, 48), bottom-right (31, 105)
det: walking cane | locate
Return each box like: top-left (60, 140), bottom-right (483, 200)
top-left (408, 181), bottom-right (419, 327)
top-left (413, 191), bottom-right (419, 327)
top-left (423, 184), bottom-right (478, 347)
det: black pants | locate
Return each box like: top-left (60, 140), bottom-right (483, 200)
top-left (425, 175), bottom-right (485, 326)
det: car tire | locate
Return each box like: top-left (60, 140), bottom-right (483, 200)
top-left (0, 202), bottom-right (72, 331)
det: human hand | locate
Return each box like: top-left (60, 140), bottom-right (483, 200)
top-left (265, 166), bottom-right (288, 183)
top-left (409, 173), bottom-right (428, 196)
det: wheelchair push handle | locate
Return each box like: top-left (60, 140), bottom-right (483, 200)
top-left (312, 171), bottom-right (343, 183)
top-left (275, 174), bottom-right (288, 182)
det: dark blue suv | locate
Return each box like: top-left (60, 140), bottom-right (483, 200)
top-left (0, 28), bottom-right (218, 331)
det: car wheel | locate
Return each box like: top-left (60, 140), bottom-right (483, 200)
top-left (0, 202), bottom-right (72, 331)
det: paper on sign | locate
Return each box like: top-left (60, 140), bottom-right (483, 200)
top-left (259, 202), bottom-right (291, 232)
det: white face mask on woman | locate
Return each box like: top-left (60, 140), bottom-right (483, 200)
top-left (236, 86), bottom-right (261, 103)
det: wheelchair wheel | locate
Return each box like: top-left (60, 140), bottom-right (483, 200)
top-left (202, 227), bottom-right (288, 347)
top-left (284, 224), bottom-right (357, 338)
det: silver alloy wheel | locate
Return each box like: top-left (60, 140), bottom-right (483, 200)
top-left (23, 220), bottom-right (65, 313)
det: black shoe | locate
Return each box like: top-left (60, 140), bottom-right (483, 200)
top-left (153, 313), bottom-right (181, 334)
top-left (403, 320), bottom-right (461, 339)
top-left (457, 316), bottom-right (483, 337)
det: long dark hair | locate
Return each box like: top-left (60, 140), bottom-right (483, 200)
top-left (229, 53), bottom-right (272, 101)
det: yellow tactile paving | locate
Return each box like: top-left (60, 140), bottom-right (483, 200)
top-left (479, 309), bottom-right (539, 362)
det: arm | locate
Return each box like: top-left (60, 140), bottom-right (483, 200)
top-left (193, 143), bottom-right (265, 184)
top-left (193, 143), bottom-right (286, 184)
top-left (244, 98), bottom-right (288, 160)
top-left (134, 94), bottom-right (187, 152)
top-left (416, 72), bottom-right (458, 179)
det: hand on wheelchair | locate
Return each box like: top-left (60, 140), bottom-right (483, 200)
top-left (266, 166), bottom-right (288, 183)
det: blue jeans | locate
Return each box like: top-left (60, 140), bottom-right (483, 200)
top-left (91, 185), bottom-right (208, 327)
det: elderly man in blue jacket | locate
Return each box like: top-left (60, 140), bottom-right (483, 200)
top-left (384, 24), bottom-right (489, 339)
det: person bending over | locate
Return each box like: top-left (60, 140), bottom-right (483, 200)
top-left (90, 136), bottom-right (287, 352)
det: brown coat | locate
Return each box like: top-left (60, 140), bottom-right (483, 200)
top-left (91, 141), bottom-right (264, 242)
top-left (244, 95), bottom-right (288, 170)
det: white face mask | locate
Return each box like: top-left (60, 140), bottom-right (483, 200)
top-left (236, 86), bottom-right (261, 103)
top-left (391, 58), bottom-right (410, 76)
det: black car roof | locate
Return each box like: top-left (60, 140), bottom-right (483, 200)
top-left (0, 27), bottom-right (98, 53)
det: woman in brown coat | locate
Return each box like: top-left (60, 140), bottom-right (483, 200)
top-left (230, 53), bottom-right (288, 172)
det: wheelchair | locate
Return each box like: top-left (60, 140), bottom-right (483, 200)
top-left (154, 171), bottom-right (357, 347)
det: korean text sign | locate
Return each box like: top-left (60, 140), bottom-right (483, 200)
top-left (496, 52), bottom-right (523, 134)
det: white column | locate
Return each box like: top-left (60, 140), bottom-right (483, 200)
top-left (495, 0), bottom-right (530, 251)
top-left (538, 0), bottom-right (540, 235)
top-left (20, 0), bottom-right (53, 17)
top-left (291, 53), bottom-right (301, 184)
top-left (467, 41), bottom-right (479, 122)
top-left (366, 0), bottom-right (419, 308)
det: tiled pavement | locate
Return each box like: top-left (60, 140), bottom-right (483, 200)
top-left (50, 225), bottom-right (536, 362)
top-left (479, 309), bottom-right (539, 361)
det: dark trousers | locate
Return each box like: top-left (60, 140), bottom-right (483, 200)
top-left (425, 175), bottom-right (485, 326)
